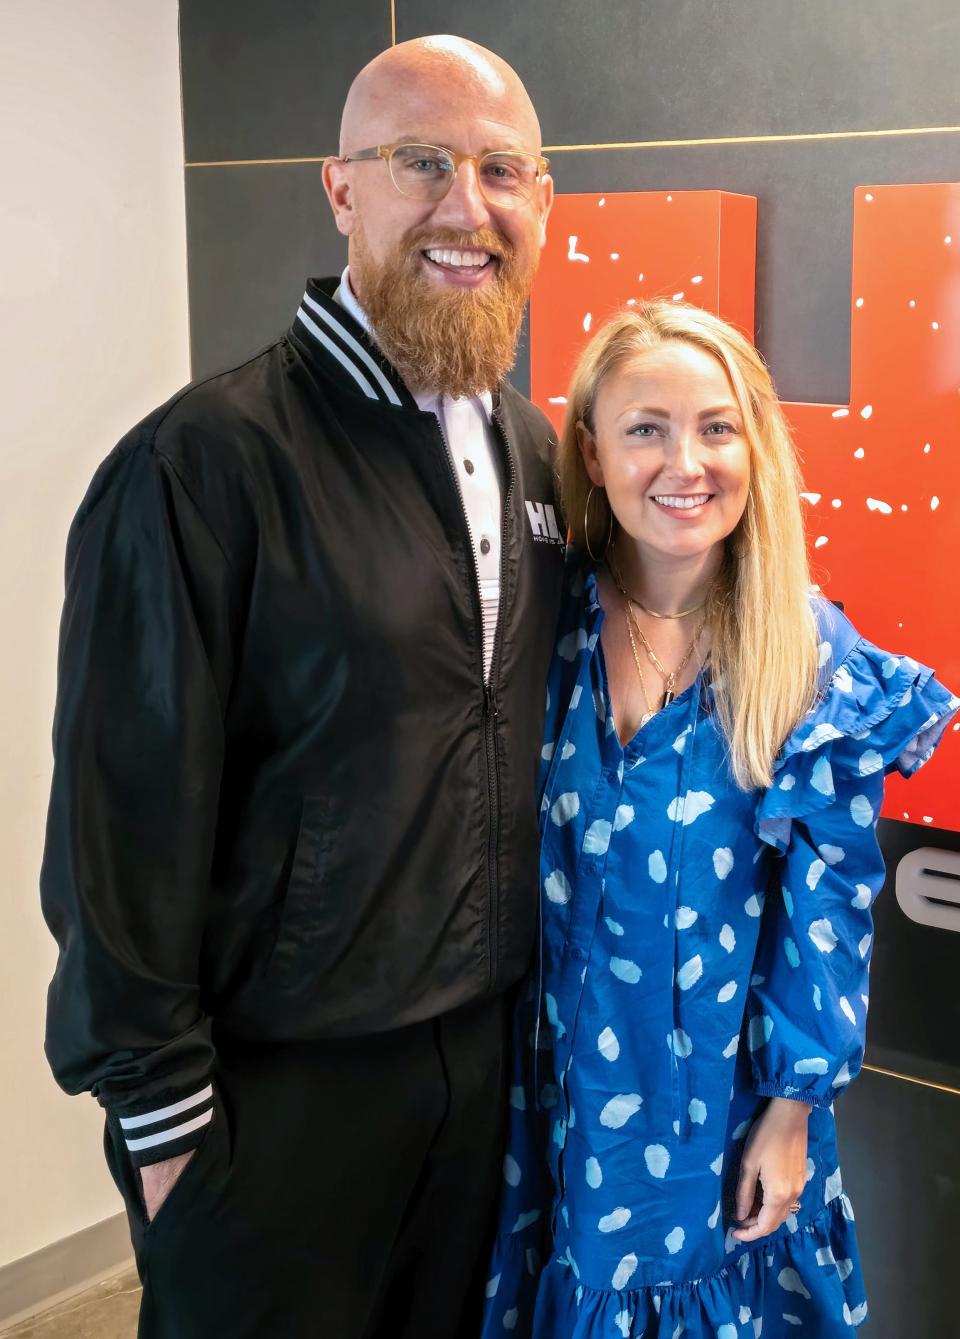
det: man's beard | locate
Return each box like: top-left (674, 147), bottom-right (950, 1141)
top-left (351, 224), bottom-right (538, 398)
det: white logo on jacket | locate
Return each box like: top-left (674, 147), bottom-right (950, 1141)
top-left (525, 500), bottom-right (564, 544)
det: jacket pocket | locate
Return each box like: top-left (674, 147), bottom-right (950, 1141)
top-left (261, 794), bottom-right (338, 987)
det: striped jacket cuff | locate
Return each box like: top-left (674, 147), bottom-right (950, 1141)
top-left (116, 1083), bottom-right (215, 1168)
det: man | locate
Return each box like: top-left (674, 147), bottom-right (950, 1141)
top-left (41, 34), bottom-right (562, 1339)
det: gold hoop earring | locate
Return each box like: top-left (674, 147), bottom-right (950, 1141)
top-left (584, 485), bottom-right (613, 562)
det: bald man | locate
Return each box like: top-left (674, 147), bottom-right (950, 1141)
top-left (41, 35), bottom-right (563, 1339)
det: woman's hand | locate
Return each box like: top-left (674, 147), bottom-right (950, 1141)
top-left (732, 1097), bottom-right (811, 1242)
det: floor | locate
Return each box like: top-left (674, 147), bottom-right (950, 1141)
top-left (0, 1269), bottom-right (140, 1339)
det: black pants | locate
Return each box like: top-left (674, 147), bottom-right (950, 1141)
top-left (104, 994), bottom-right (509, 1339)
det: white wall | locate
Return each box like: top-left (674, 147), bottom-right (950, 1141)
top-left (0, 0), bottom-right (190, 1266)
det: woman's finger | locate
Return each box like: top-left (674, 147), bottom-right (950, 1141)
top-left (734, 1161), bottom-right (759, 1221)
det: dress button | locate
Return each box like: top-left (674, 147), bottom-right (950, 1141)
top-left (479, 536), bottom-right (492, 555)
top-left (463, 458), bottom-right (475, 474)
top-left (570, 947), bottom-right (584, 961)
top-left (584, 861), bottom-right (598, 875)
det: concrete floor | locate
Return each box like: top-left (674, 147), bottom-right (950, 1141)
top-left (0, 1269), bottom-right (140, 1339)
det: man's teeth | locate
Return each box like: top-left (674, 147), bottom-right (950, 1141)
top-left (424, 248), bottom-right (493, 268)
top-left (653, 494), bottom-right (711, 509)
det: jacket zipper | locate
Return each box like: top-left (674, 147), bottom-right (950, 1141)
top-left (434, 409), bottom-right (515, 992)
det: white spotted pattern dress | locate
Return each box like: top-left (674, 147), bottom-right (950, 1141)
top-left (482, 555), bottom-right (958, 1339)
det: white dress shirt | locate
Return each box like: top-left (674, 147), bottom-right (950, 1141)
top-left (334, 267), bottom-right (504, 680)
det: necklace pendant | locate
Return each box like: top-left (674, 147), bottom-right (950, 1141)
top-left (660, 688), bottom-right (676, 709)
top-left (640, 710), bottom-right (655, 726)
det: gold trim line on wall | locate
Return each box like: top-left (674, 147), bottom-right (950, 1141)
top-left (542, 124), bottom-right (960, 152)
top-left (862, 1062), bottom-right (960, 1098)
top-left (184, 123), bottom-right (960, 168)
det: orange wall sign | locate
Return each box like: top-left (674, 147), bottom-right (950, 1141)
top-left (530, 186), bottom-right (960, 831)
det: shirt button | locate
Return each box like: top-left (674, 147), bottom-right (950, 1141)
top-left (479, 536), bottom-right (492, 555)
top-left (570, 947), bottom-right (584, 961)
top-left (584, 861), bottom-right (598, 875)
top-left (463, 458), bottom-right (475, 474)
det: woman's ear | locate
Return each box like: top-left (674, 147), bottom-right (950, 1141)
top-left (576, 420), bottom-right (605, 488)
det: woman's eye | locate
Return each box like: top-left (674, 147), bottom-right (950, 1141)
top-left (628, 423), bottom-right (659, 437)
top-left (705, 421), bottom-right (737, 437)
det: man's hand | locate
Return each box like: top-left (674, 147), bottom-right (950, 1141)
top-left (139, 1149), bottom-right (196, 1222)
top-left (732, 1097), bottom-right (811, 1242)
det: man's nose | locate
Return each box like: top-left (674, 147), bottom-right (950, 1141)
top-left (429, 161), bottom-right (492, 232)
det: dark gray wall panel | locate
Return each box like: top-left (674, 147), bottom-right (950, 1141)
top-left (397, 1), bottom-right (960, 148)
top-left (838, 1071), bottom-right (959, 1338)
top-left (538, 134), bottom-right (960, 405)
top-left (185, 133), bottom-right (960, 399)
top-left (179, 0), bottom-right (391, 163)
top-left (186, 164), bottom-right (345, 380)
top-left (868, 820), bottom-right (960, 1087)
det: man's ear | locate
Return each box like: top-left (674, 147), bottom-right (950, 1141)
top-left (576, 420), bottom-right (605, 487)
top-left (322, 157), bottom-right (356, 237)
top-left (537, 174), bottom-right (555, 248)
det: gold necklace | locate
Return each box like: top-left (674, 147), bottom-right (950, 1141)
top-left (623, 605), bottom-right (657, 726)
top-left (626, 601), bottom-right (706, 710)
top-left (609, 556), bottom-right (709, 620)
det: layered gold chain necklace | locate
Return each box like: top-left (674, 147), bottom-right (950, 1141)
top-left (609, 557), bottom-right (709, 723)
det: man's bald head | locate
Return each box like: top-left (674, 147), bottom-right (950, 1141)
top-left (339, 36), bottom-right (542, 156)
top-left (323, 36), bottom-right (552, 396)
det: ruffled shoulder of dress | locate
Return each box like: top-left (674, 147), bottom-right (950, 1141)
top-left (756, 596), bottom-right (959, 840)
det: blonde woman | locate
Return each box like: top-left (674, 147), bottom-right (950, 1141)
top-left (482, 303), bottom-right (957, 1338)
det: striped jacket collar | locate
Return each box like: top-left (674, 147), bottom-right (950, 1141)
top-left (291, 277), bottom-right (419, 410)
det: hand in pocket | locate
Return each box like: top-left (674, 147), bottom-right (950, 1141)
top-left (140, 1150), bottom-right (196, 1222)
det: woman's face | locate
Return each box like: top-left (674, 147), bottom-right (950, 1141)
top-left (579, 341), bottom-right (752, 566)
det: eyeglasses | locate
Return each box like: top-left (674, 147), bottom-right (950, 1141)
top-left (338, 142), bottom-right (550, 210)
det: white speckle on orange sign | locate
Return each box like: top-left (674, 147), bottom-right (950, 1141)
top-left (673, 292), bottom-right (684, 301)
top-left (854, 447), bottom-right (865, 459)
top-left (691, 275), bottom-right (703, 284)
top-left (923, 443), bottom-right (931, 454)
top-left (946, 236), bottom-right (953, 244)
top-left (800, 492), bottom-right (821, 504)
top-left (860, 405), bottom-right (873, 420)
top-left (815, 536), bottom-right (829, 548)
top-left (866, 498), bottom-right (892, 514)
top-left (832, 499), bottom-right (842, 508)
top-left (598, 198), bottom-right (606, 207)
top-left (855, 298), bottom-right (864, 309)
top-left (567, 236), bottom-right (590, 263)
top-left (932, 321), bottom-right (940, 331)
top-left (610, 253), bottom-right (620, 261)
top-left (832, 408), bottom-right (849, 419)
top-left (549, 396), bottom-right (568, 405)
top-left (637, 273), bottom-right (645, 282)
top-left (666, 195), bottom-right (673, 202)
top-left (583, 313), bottom-right (593, 332)
top-left (931, 496), bottom-right (940, 510)
top-left (865, 192), bottom-right (874, 202)
top-left (909, 299), bottom-right (917, 308)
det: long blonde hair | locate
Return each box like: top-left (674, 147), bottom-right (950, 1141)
top-left (557, 302), bottom-right (818, 790)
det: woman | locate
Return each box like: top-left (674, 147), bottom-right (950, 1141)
top-left (483, 303), bottom-right (957, 1337)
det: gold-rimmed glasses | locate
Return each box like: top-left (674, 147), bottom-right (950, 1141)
top-left (338, 142), bottom-right (550, 210)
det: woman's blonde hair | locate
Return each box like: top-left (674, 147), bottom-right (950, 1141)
top-left (558, 302), bottom-right (818, 790)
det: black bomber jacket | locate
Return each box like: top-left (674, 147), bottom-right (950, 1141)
top-left (41, 278), bottom-right (565, 1165)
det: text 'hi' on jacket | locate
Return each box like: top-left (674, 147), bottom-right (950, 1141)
top-left (40, 277), bottom-right (565, 1165)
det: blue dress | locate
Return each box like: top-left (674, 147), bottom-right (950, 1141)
top-left (483, 555), bottom-right (958, 1339)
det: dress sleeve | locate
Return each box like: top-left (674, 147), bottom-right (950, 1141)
top-left (746, 637), bottom-right (958, 1106)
